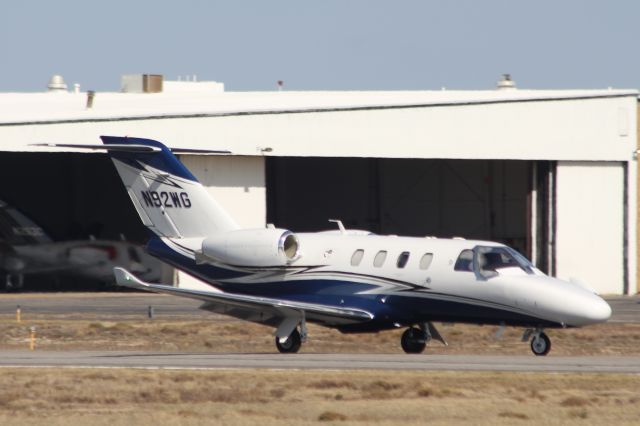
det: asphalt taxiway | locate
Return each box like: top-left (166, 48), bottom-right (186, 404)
top-left (0, 351), bottom-right (639, 373)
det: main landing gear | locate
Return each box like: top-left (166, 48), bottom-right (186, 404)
top-left (275, 328), bottom-right (302, 353)
top-left (523, 329), bottom-right (551, 356)
top-left (275, 316), bottom-right (307, 354)
top-left (401, 322), bottom-right (448, 354)
top-left (401, 327), bottom-right (426, 354)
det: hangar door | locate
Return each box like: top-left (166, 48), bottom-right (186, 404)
top-left (267, 158), bottom-right (533, 257)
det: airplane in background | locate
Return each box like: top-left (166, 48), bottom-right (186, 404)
top-left (42, 136), bottom-right (612, 355)
top-left (0, 199), bottom-right (161, 290)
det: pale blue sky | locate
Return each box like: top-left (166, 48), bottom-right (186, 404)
top-left (1, 1), bottom-right (639, 92)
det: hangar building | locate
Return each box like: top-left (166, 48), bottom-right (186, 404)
top-left (0, 75), bottom-right (637, 295)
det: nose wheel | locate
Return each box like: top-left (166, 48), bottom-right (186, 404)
top-left (530, 331), bottom-right (551, 356)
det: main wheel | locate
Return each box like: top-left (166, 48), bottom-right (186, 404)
top-left (530, 332), bottom-right (551, 356)
top-left (275, 329), bottom-right (302, 354)
top-left (401, 327), bottom-right (426, 354)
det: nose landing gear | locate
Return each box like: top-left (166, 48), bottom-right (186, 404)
top-left (530, 332), bottom-right (551, 356)
top-left (523, 329), bottom-right (551, 356)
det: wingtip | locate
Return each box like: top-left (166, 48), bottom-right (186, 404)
top-left (113, 267), bottom-right (141, 287)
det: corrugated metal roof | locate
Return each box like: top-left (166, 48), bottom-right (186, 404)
top-left (0, 89), bottom-right (636, 125)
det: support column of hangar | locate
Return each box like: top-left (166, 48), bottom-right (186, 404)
top-left (637, 102), bottom-right (640, 294)
top-left (175, 155), bottom-right (266, 289)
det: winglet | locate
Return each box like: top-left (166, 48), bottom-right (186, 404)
top-left (113, 267), bottom-right (151, 290)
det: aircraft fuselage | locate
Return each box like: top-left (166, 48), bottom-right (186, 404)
top-left (148, 232), bottom-right (611, 333)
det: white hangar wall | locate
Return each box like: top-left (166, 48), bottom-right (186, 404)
top-left (180, 155), bottom-right (266, 229)
top-left (185, 98), bottom-right (634, 161)
top-left (1, 91), bottom-right (635, 162)
top-left (176, 155), bottom-right (266, 289)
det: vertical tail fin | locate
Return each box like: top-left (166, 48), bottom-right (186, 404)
top-left (100, 136), bottom-right (239, 238)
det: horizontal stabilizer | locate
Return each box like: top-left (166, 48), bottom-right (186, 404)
top-left (169, 148), bottom-right (232, 155)
top-left (32, 143), bottom-right (161, 153)
top-left (31, 143), bottom-right (231, 155)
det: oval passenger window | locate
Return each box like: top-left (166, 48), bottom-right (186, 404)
top-left (419, 253), bottom-right (433, 270)
top-left (397, 251), bottom-right (410, 268)
top-left (351, 249), bottom-right (364, 266)
top-left (373, 250), bottom-right (387, 267)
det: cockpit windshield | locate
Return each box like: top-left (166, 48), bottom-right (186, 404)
top-left (454, 246), bottom-right (534, 279)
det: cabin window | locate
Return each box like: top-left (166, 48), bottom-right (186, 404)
top-left (396, 251), bottom-right (410, 268)
top-left (373, 250), bottom-right (387, 267)
top-left (351, 249), bottom-right (364, 266)
top-left (419, 253), bottom-right (433, 270)
top-left (454, 249), bottom-right (474, 272)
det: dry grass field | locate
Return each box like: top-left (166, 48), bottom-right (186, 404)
top-left (1, 315), bottom-right (639, 355)
top-left (0, 368), bottom-right (638, 425)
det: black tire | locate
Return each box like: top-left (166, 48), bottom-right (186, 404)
top-left (275, 329), bottom-right (302, 354)
top-left (530, 332), bottom-right (551, 356)
top-left (401, 327), bottom-right (426, 354)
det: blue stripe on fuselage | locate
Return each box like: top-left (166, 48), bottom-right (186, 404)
top-left (384, 294), bottom-right (560, 328)
top-left (147, 237), bottom-right (249, 281)
top-left (147, 237), bottom-right (378, 296)
top-left (146, 237), bottom-right (388, 316)
top-left (146, 237), bottom-right (562, 330)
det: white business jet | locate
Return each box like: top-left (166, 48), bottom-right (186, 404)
top-left (41, 136), bottom-right (612, 355)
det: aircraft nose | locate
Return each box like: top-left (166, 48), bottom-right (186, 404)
top-left (526, 277), bottom-right (613, 326)
top-left (571, 294), bottom-right (612, 326)
top-left (587, 296), bottom-right (612, 323)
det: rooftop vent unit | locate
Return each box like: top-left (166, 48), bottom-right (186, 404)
top-left (121, 74), bottom-right (163, 93)
top-left (496, 74), bottom-right (516, 90)
top-left (47, 75), bottom-right (68, 92)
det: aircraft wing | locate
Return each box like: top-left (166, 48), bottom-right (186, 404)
top-left (113, 267), bottom-right (374, 327)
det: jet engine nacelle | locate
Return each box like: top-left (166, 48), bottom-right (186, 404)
top-left (201, 228), bottom-right (300, 267)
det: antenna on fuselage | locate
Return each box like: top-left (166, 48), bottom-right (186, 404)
top-left (328, 219), bottom-right (346, 234)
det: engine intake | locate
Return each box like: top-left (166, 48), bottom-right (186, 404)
top-left (201, 228), bottom-right (300, 267)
